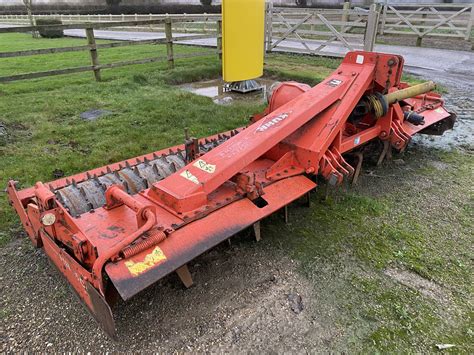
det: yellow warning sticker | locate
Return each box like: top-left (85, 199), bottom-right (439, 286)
top-left (180, 170), bottom-right (200, 184)
top-left (435, 108), bottom-right (445, 114)
top-left (193, 159), bottom-right (216, 174)
top-left (125, 246), bottom-right (167, 276)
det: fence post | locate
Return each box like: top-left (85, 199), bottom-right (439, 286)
top-left (86, 28), bottom-right (101, 82)
top-left (364, 4), bottom-right (378, 52)
top-left (24, 0), bottom-right (38, 38)
top-left (466, 3), bottom-right (474, 42)
top-left (341, 1), bottom-right (350, 33)
top-left (416, 12), bottom-right (427, 47)
top-left (266, 1), bottom-right (274, 52)
top-left (165, 18), bottom-right (175, 69)
top-left (379, 1), bottom-right (387, 35)
top-left (216, 19), bottom-right (222, 62)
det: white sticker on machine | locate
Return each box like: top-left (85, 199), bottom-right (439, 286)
top-left (356, 54), bottom-right (364, 64)
top-left (180, 170), bottom-right (200, 184)
top-left (193, 159), bottom-right (216, 174)
top-left (327, 79), bottom-right (343, 87)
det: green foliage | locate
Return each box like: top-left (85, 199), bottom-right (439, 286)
top-left (36, 18), bottom-right (64, 38)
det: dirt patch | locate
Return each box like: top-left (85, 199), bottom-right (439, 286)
top-left (0, 236), bottom-right (343, 352)
top-left (0, 121), bottom-right (28, 146)
top-left (0, 122), bottom-right (7, 145)
top-left (384, 268), bottom-right (452, 306)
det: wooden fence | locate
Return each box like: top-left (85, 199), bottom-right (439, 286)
top-left (378, 2), bottom-right (474, 46)
top-left (0, 15), bottom-right (221, 83)
top-left (0, 13), bottom-right (221, 34)
top-left (266, 3), bottom-right (379, 57)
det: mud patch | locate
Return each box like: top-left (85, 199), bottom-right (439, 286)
top-left (384, 268), bottom-right (451, 306)
top-left (0, 121), bottom-right (29, 146)
top-left (80, 109), bottom-right (113, 121)
top-left (0, 122), bottom-right (7, 145)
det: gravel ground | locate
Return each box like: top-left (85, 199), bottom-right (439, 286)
top-left (406, 49), bottom-right (474, 151)
top-left (1, 231), bottom-right (346, 352)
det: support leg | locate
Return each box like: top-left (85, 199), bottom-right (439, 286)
top-left (304, 191), bottom-right (311, 208)
top-left (377, 140), bottom-right (393, 166)
top-left (352, 152), bottom-right (364, 185)
top-left (253, 221), bottom-right (261, 242)
top-left (176, 264), bottom-right (193, 288)
top-left (377, 140), bottom-right (390, 166)
top-left (283, 205), bottom-right (289, 224)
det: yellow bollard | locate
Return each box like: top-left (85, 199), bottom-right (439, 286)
top-left (222, 0), bottom-right (265, 82)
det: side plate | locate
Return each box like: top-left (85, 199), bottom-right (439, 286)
top-left (105, 175), bottom-right (316, 300)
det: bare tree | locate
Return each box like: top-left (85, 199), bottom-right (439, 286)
top-left (23, 0), bottom-right (38, 38)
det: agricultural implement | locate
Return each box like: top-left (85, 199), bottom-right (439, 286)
top-left (7, 51), bottom-right (455, 337)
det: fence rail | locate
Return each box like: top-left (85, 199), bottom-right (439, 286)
top-left (267, 3), bottom-right (379, 57)
top-left (378, 2), bottom-right (474, 46)
top-left (0, 13), bottom-right (221, 34)
top-left (0, 16), bottom-right (221, 83)
top-left (1, 2), bottom-right (472, 84)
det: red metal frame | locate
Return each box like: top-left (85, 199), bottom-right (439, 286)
top-left (6, 51), bottom-right (454, 337)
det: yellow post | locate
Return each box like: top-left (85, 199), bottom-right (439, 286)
top-left (222, 0), bottom-right (265, 82)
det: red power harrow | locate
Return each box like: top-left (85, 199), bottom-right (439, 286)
top-left (7, 52), bottom-right (456, 337)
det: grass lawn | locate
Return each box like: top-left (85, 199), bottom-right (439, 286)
top-left (0, 33), bottom-right (472, 352)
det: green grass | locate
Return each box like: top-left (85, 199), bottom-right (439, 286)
top-left (265, 53), bottom-right (339, 85)
top-left (0, 33), bottom-right (472, 352)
